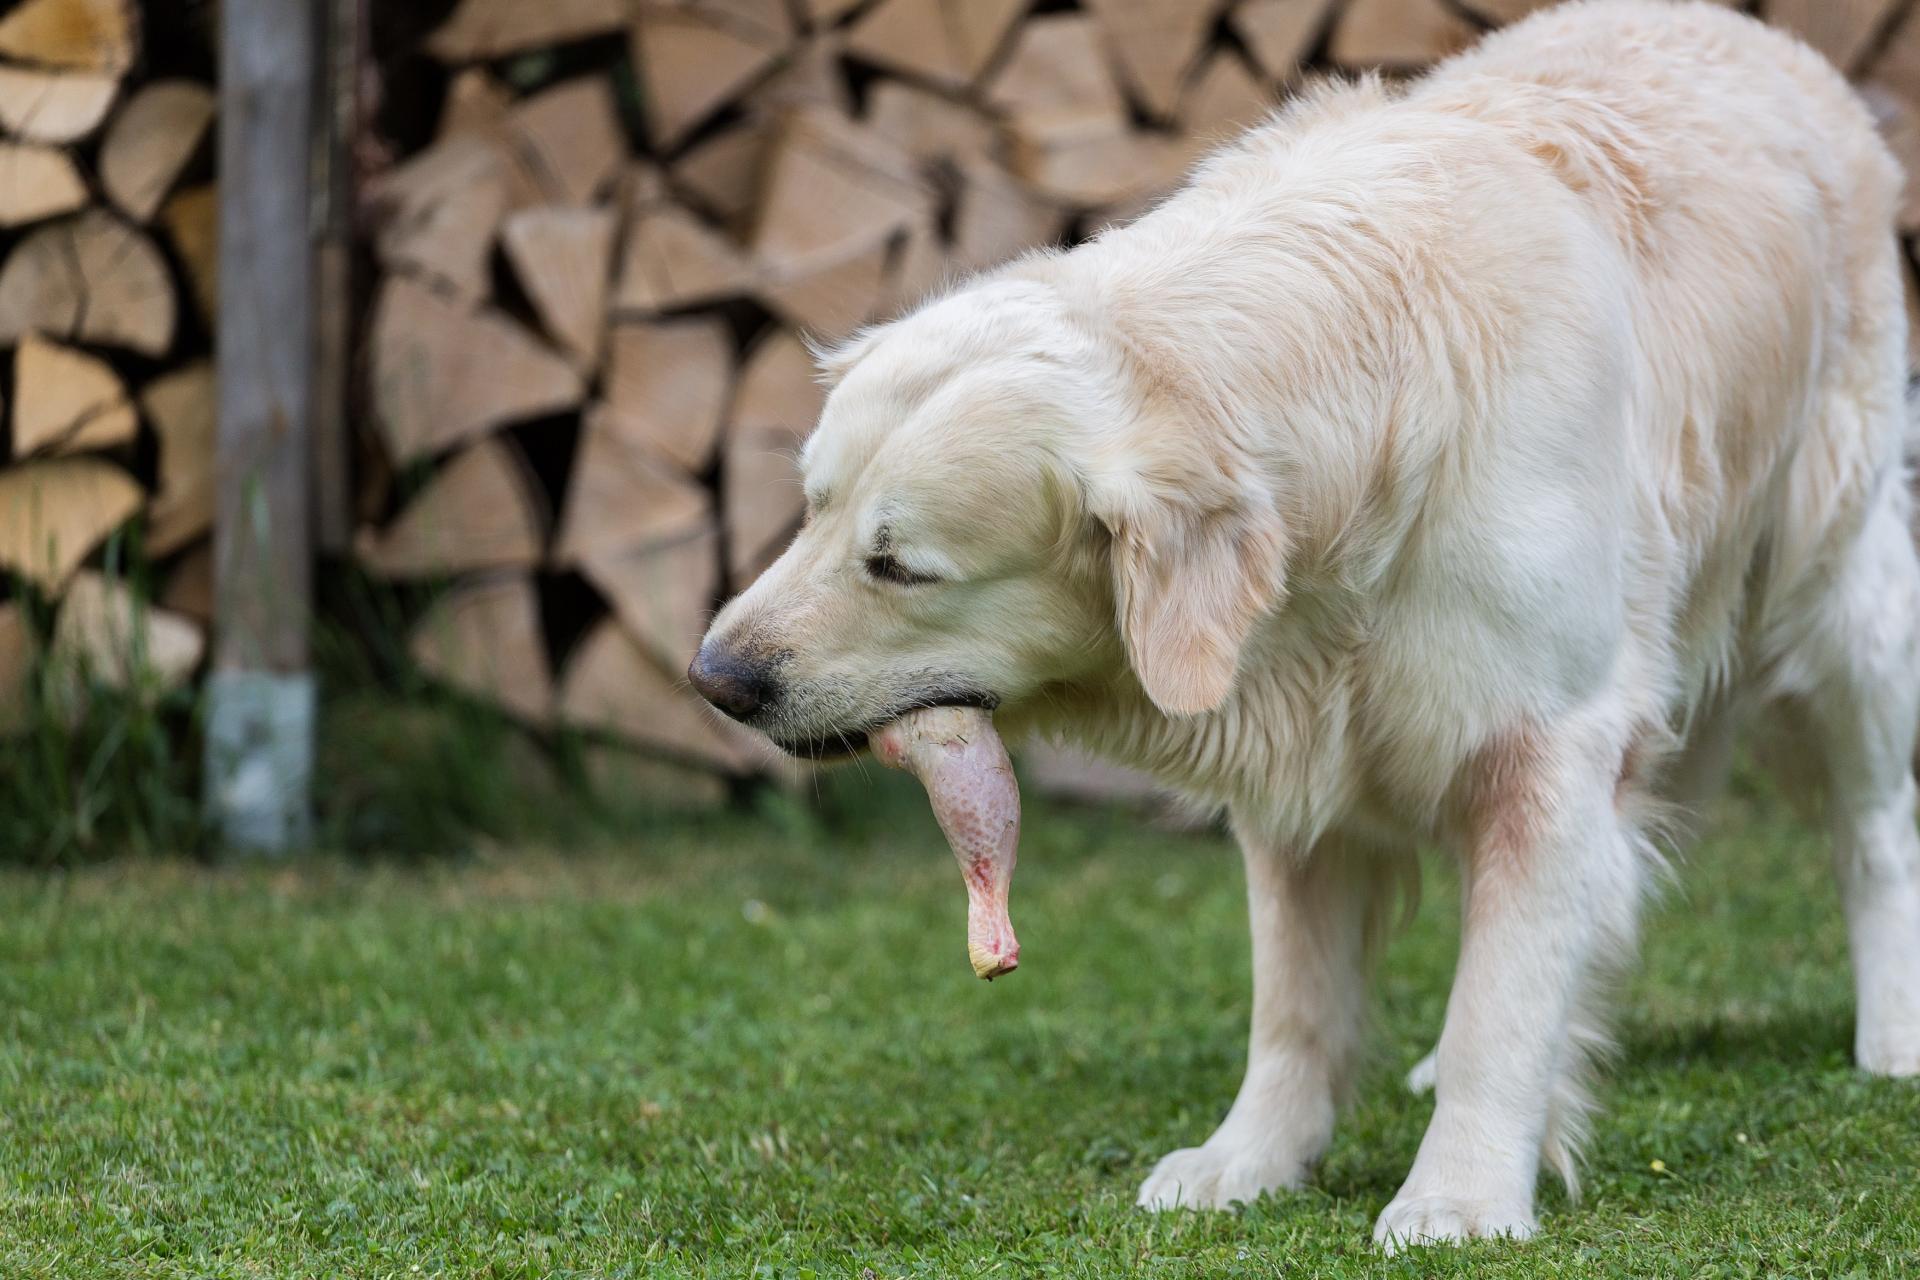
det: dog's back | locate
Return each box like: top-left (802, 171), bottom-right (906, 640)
top-left (1422, 1), bottom-right (1907, 678)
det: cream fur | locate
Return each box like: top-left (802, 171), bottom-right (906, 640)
top-left (695, 0), bottom-right (1920, 1248)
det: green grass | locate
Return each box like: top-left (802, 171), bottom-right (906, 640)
top-left (0, 771), bottom-right (1914, 1278)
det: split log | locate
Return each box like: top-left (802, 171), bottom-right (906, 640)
top-left (580, 520), bottom-right (720, 673)
top-left (554, 402), bottom-right (714, 566)
top-left (503, 77), bottom-right (624, 207)
top-left (558, 618), bottom-right (764, 772)
top-left (436, 68), bottom-right (513, 142)
top-left (1871, 4), bottom-right (1920, 95)
top-left (502, 205), bottom-right (618, 372)
top-left (1862, 84), bottom-right (1920, 233)
top-left (98, 80), bottom-right (217, 221)
top-left (1006, 124), bottom-right (1188, 207)
top-left (724, 427), bottom-right (806, 585)
top-left (884, 221), bottom-right (950, 313)
top-left (370, 276), bottom-right (585, 464)
top-left (1329, 0), bottom-right (1477, 69)
top-left (867, 80), bottom-right (999, 167)
top-left (11, 333), bottom-right (137, 457)
top-left (750, 107), bottom-right (928, 275)
top-left (426, 0), bottom-right (627, 61)
top-left (631, 5), bottom-right (787, 149)
top-left (1083, 0), bottom-right (1222, 120)
top-left (1180, 48), bottom-right (1272, 140)
top-left (0, 457), bottom-right (143, 591)
top-left (672, 124), bottom-right (768, 227)
top-left (724, 330), bottom-right (819, 582)
top-left (51, 571), bottom-right (204, 695)
top-left (1764, 0), bottom-right (1899, 70)
top-left (356, 436), bottom-right (546, 578)
top-left (987, 14), bottom-right (1130, 143)
top-left (0, 142), bottom-right (87, 227)
top-left (948, 157), bottom-right (1066, 272)
top-left (746, 29), bottom-right (851, 116)
top-left (161, 183), bottom-right (217, 323)
top-left (731, 328), bottom-right (825, 440)
top-left (0, 210), bottom-right (176, 355)
top-left (611, 204), bottom-right (756, 314)
top-left (0, 603), bottom-right (32, 734)
top-left (159, 542), bottom-right (212, 624)
top-left (846, 0), bottom-right (1028, 89)
top-left (603, 318), bottom-right (734, 473)
top-left (363, 135), bottom-right (506, 303)
top-left (619, 160), bottom-right (673, 216)
top-left (139, 361), bottom-right (214, 556)
top-left (0, 64), bottom-right (117, 143)
top-left (0, 0), bottom-right (136, 73)
top-left (805, 0), bottom-right (866, 25)
top-left (758, 239), bottom-right (891, 337)
top-left (1456, 0), bottom-right (1558, 21)
top-left (410, 575), bottom-right (553, 725)
top-left (1231, 0), bottom-right (1336, 83)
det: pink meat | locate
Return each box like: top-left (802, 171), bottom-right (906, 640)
top-left (870, 706), bottom-right (1020, 979)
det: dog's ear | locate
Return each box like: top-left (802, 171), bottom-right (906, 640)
top-left (1099, 472), bottom-right (1289, 717)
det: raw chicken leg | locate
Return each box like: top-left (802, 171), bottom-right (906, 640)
top-left (870, 706), bottom-right (1021, 979)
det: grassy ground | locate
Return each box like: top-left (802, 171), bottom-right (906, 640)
top-left (0, 770), bottom-right (1914, 1279)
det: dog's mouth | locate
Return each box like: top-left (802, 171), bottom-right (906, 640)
top-left (770, 688), bottom-right (1000, 760)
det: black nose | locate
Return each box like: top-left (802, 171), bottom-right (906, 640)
top-left (687, 640), bottom-right (775, 721)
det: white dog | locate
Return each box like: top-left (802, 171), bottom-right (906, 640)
top-left (690, 0), bottom-right (1920, 1247)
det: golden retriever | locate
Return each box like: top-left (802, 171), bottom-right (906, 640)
top-left (689, 0), bottom-right (1920, 1247)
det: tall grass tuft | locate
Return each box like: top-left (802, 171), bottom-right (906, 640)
top-left (0, 584), bottom-right (207, 865)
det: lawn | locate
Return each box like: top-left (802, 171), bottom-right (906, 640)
top-left (0, 769), bottom-right (1914, 1278)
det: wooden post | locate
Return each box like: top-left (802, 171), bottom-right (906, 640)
top-left (204, 0), bottom-right (319, 851)
top-left (310, 0), bottom-right (364, 554)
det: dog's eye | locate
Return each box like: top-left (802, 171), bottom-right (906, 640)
top-left (865, 553), bottom-right (940, 586)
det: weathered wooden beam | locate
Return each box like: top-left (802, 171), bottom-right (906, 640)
top-left (205, 0), bottom-right (320, 852)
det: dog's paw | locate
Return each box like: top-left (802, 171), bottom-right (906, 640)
top-left (1857, 1028), bottom-right (1920, 1078)
top-left (1372, 1194), bottom-right (1536, 1252)
top-left (1403, 1049), bottom-right (1437, 1095)
top-left (1136, 1141), bottom-right (1309, 1212)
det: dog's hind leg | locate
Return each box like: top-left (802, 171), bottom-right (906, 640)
top-left (1137, 827), bottom-right (1387, 1211)
top-left (1771, 495), bottom-right (1920, 1077)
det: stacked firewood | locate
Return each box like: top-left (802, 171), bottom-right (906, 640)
top-left (354, 0), bottom-right (1920, 793)
top-left (0, 0), bottom-right (216, 731)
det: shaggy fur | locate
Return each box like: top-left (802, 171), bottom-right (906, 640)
top-left (693, 0), bottom-right (1920, 1247)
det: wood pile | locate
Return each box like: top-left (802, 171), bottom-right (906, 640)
top-left (357, 0), bottom-right (1920, 797)
top-left (0, 0), bottom-right (217, 718)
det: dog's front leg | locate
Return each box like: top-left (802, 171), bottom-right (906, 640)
top-left (1375, 732), bottom-right (1643, 1249)
top-left (1138, 826), bottom-right (1375, 1211)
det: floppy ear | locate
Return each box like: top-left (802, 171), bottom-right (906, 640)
top-left (1104, 480), bottom-right (1289, 717)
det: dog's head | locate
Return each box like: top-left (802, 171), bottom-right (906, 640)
top-left (690, 276), bottom-right (1289, 756)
